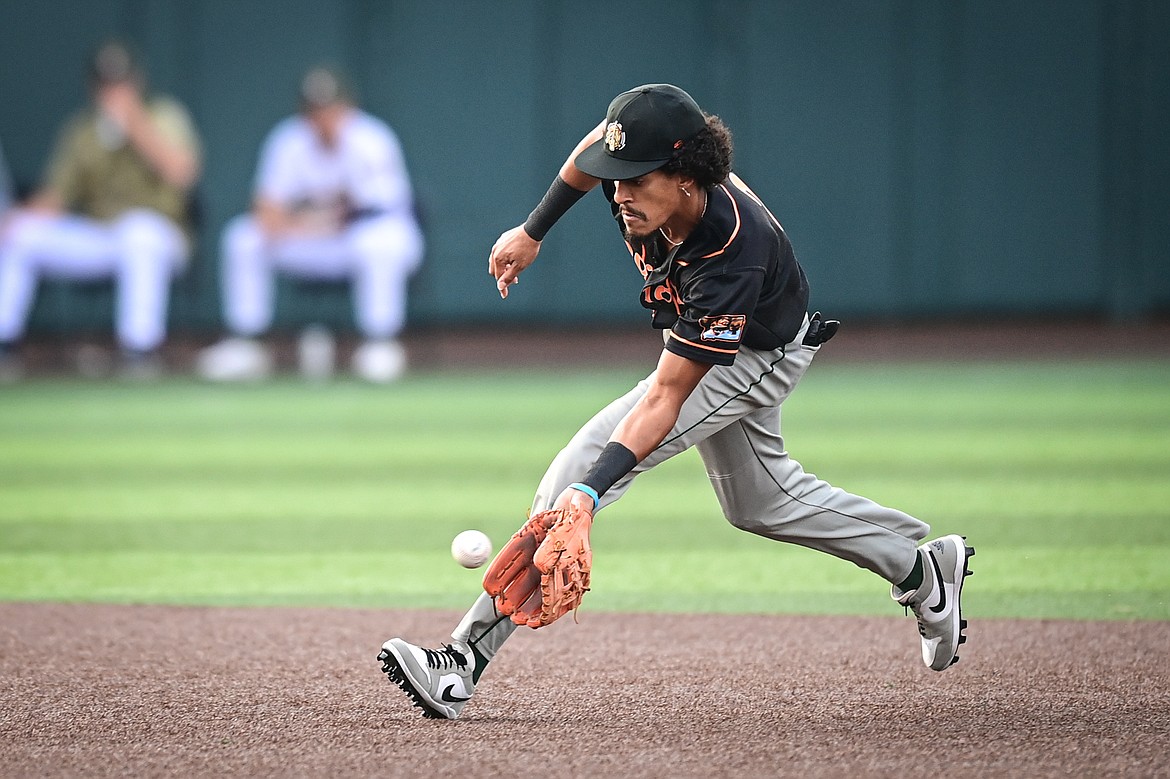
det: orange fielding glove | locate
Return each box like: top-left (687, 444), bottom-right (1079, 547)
top-left (482, 510), bottom-right (555, 621)
top-left (533, 503), bottom-right (593, 626)
top-left (483, 503), bottom-right (593, 628)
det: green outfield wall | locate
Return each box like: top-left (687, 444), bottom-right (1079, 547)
top-left (1, 0), bottom-right (1166, 335)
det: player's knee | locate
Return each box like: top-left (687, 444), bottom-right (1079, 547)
top-left (221, 213), bottom-right (264, 258)
top-left (710, 472), bottom-right (793, 535)
top-left (2, 212), bottom-right (57, 257)
top-left (350, 218), bottom-right (423, 275)
top-left (723, 510), bottom-right (774, 536)
top-left (114, 210), bottom-right (178, 257)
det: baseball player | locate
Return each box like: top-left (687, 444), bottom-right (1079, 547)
top-left (197, 66), bottom-right (423, 383)
top-left (379, 84), bottom-right (973, 719)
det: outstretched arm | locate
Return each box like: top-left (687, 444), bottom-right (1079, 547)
top-left (555, 349), bottom-right (712, 514)
top-left (612, 349), bottom-right (711, 461)
top-left (488, 120), bottom-right (606, 299)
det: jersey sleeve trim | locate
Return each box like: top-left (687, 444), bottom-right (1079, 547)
top-left (668, 330), bottom-right (739, 355)
top-left (699, 184), bottom-right (741, 259)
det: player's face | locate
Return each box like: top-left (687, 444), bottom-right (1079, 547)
top-left (612, 171), bottom-right (686, 239)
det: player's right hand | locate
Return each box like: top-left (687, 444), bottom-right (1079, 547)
top-left (488, 224), bottom-right (541, 299)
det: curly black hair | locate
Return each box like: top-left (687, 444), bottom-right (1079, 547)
top-left (660, 114), bottom-right (734, 189)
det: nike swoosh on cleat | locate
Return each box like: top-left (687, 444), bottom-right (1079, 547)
top-left (927, 551), bottom-right (948, 614)
top-left (440, 684), bottom-right (470, 703)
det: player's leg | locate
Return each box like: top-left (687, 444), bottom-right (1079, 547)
top-left (384, 328), bottom-right (820, 717)
top-left (381, 376), bottom-right (655, 718)
top-left (694, 354), bottom-right (972, 670)
top-left (346, 215), bottom-right (424, 382)
top-left (219, 214), bottom-right (279, 336)
top-left (444, 332), bottom-right (820, 673)
top-left (110, 209), bottom-right (187, 361)
top-left (696, 404), bottom-right (927, 581)
top-left (0, 212), bottom-right (51, 349)
top-left (196, 214), bottom-right (280, 381)
top-left (383, 322), bottom-right (847, 716)
top-left (437, 341), bottom-right (806, 682)
top-left (0, 211), bottom-right (119, 359)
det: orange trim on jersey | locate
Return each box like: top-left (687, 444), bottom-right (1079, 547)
top-left (729, 173), bottom-right (783, 230)
top-left (700, 184), bottom-right (741, 259)
top-left (668, 330), bottom-right (739, 354)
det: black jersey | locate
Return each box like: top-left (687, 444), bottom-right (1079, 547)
top-left (603, 174), bottom-right (809, 366)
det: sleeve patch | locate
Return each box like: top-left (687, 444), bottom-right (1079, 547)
top-left (699, 314), bottom-right (746, 344)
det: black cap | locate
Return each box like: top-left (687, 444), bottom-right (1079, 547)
top-left (574, 84), bottom-right (706, 180)
top-left (89, 40), bottom-right (139, 85)
top-left (299, 66), bottom-right (351, 109)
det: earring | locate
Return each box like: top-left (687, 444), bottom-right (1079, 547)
top-left (681, 187), bottom-right (691, 198)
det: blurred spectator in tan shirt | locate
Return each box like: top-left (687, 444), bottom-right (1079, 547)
top-left (0, 39), bottom-right (201, 379)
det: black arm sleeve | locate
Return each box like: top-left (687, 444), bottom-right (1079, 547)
top-left (522, 175), bottom-right (588, 241)
top-left (580, 441), bottom-right (639, 497)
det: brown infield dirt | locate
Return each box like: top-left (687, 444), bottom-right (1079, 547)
top-left (1, 603), bottom-right (1168, 778)
top-left (4, 319), bottom-right (1170, 777)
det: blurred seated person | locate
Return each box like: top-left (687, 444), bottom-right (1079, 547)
top-left (0, 40), bottom-right (201, 379)
top-left (0, 137), bottom-right (13, 218)
top-left (197, 66), bottom-right (424, 383)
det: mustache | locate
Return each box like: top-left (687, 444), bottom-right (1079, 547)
top-left (620, 207), bottom-right (647, 221)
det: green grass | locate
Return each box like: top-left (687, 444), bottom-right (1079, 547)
top-left (1, 359), bottom-right (1168, 620)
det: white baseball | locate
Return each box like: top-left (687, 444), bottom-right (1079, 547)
top-left (451, 530), bottom-right (492, 569)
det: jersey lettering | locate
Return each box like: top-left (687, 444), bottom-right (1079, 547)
top-left (642, 279), bottom-right (678, 308)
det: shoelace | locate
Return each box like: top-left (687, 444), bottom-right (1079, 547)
top-left (422, 644), bottom-right (467, 671)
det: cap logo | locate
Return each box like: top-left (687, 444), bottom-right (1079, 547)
top-left (604, 121), bottom-right (626, 153)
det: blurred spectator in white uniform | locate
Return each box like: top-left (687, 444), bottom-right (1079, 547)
top-left (197, 66), bottom-right (424, 383)
top-left (0, 40), bottom-right (201, 380)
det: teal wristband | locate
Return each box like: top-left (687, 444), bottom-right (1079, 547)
top-left (568, 482), bottom-right (600, 511)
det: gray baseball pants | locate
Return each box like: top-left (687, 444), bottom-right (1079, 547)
top-left (453, 315), bottom-right (929, 661)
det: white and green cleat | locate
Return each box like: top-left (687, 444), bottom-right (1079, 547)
top-left (377, 638), bottom-right (478, 719)
top-left (893, 534), bottom-right (975, 671)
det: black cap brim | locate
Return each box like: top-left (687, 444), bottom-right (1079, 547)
top-left (573, 139), bottom-right (671, 181)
